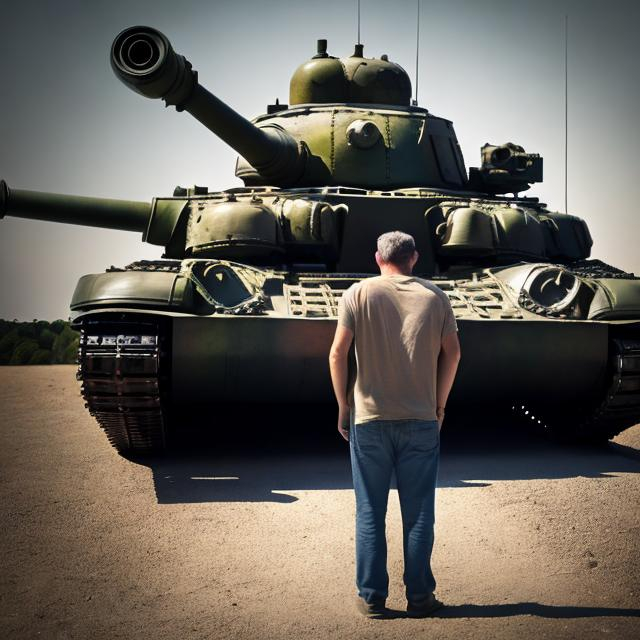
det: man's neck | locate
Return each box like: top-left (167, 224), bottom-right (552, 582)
top-left (379, 266), bottom-right (412, 277)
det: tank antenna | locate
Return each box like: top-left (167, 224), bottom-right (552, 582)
top-left (564, 14), bottom-right (568, 214)
top-left (413, 0), bottom-right (421, 106)
top-left (357, 0), bottom-right (361, 44)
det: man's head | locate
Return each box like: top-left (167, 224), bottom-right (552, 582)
top-left (375, 231), bottom-right (419, 274)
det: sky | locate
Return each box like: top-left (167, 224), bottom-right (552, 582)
top-left (0, 0), bottom-right (638, 321)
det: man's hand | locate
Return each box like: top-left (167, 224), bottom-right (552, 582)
top-left (436, 330), bottom-right (461, 434)
top-left (337, 403), bottom-right (350, 441)
top-left (329, 324), bottom-right (354, 442)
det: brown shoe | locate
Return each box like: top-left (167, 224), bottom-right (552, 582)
top-left (355, 596), bottom-right (388, 619)
top-left (406, 593), bottom-right (443, 617)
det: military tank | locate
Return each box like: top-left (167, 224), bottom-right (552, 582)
top-left (2, 26), bottom-right (639, 453)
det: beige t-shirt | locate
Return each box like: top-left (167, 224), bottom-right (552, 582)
top-left (337, 274), bottom-right (458, 424)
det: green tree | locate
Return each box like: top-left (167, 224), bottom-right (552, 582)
top-left (17, 323), bottom-right (37, 339)
top-left (0, 329), bottom-right (19, 356)
top-left (62, 341), bottom-right (79, 364)
top-left (38, 328), bottom-right (56, 350)
top-left (34, 320), bottom-right (49, 336)
top-left (50, 319), bottom-right (66, 335)
top-left (0, 320), bottom-right (15, 338)
top-left (29, 349), bottom-right (53, 365)
top-left (0, 319), bottom-right (79, 365)
top-left (9, 339), bottom-right (39, 365)
top-left (52, 325), bottom-right (80, 364)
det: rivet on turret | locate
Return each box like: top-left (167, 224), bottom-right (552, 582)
top-left (313, 39), bottom-right (328, 59)
top-left (381, 54), bottom-right (389, 61)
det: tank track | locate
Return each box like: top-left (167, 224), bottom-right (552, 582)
top-left (76, 318), bottom-right (170, 453)
top-left (514, 337), bottom-right (640, 442)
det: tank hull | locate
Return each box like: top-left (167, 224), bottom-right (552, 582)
top-left (71, 247), bottom-right (640, 453)
top-left (72, 293), bottom-right (640, 453)
top-left (168, 315), bottom-right (610, 406)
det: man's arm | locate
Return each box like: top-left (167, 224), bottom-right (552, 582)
top-left (436, 331), bottom-right (461, 430)
top-left (329, 325), bottom-right (354, 441)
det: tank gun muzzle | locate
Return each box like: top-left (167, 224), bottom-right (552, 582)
top-left (111, 26), bottom-right (196, 107)
top-left (111, 26), bottom-right (305, 186)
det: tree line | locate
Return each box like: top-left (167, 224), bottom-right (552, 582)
top-left (0, 319), bottom-right (79, 365)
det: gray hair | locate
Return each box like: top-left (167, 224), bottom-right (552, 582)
top-left (376, 231), bottom-right (416, 265)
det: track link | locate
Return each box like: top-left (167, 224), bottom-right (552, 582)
top-left (514, 337), bottom-right (640, 442)
top-left (76, 319), bottom-right (169, 453)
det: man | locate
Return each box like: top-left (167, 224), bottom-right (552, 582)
top-left (329, 230), bottom-right (461, 619)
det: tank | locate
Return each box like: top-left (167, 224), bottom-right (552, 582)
top-left (2, 25), bottom-right (639, 453)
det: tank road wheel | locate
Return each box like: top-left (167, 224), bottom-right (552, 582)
top-left (513, 338), bottom-right (640, 444)
top-left (75, 318), bottom-right (171, 455)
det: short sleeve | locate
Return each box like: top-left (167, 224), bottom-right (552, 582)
top-left (441, 295), bottom-right (458, 337)
top-left (338, 285), bottom-right (357, 331)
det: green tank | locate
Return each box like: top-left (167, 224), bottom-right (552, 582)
top-left (2, 26), bottom-right (639, 453)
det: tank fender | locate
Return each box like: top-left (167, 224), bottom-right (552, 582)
top-left (70, 271), bottom-right (194, 311)
top-left (588, 278), bottom-right (640, 320)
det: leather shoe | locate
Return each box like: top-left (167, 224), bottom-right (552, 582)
top-left (406, 593), bottom-right (443, 617)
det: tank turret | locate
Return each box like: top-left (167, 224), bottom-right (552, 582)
top-left (110, 27), bottom-right (472, 190)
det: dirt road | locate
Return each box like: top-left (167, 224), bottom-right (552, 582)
top-left (1, 366), bottom-right (639, 639)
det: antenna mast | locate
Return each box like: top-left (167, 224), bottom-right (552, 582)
top-left (564, 14), bottom-right (568, 214)
top-left (357, 0), bottom-right (361, 44)
top-left (414, 0), bottom-right (421, 106)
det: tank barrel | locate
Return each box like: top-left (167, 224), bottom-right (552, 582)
top-left (0, 180), bottom-right (150, 232)
top-left (110, 26), bottom-right (304, 184)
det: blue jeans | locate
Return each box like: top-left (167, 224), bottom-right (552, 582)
top-left (349, 415), bottom-right (440, 604)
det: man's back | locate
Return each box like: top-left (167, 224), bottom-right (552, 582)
top-left (338, 274), bottom-right (458, 424)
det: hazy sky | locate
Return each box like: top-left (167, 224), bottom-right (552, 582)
top-left (1, 0), bottom-right (638, 320)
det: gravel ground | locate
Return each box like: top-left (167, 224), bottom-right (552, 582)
top-left (1, 365), bottom-right (639, 640)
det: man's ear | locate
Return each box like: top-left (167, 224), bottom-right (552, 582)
top-left (375, 251), bottom-right (384, 267)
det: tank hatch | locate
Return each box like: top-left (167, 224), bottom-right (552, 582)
top-left (290, 40), bottom-right (412, 106)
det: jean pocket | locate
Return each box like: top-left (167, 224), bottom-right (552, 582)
top-left (410, 420), bottom-right (440, 452)
top-left (354, 422), bottom-right (382, 449)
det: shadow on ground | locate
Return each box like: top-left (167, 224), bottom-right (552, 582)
top-left (378, 602), bottom-right (640, 619)
top-left (432, 602), bottom-right (640, 618)
top-left (127, 406), bottom-right (640, 504)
